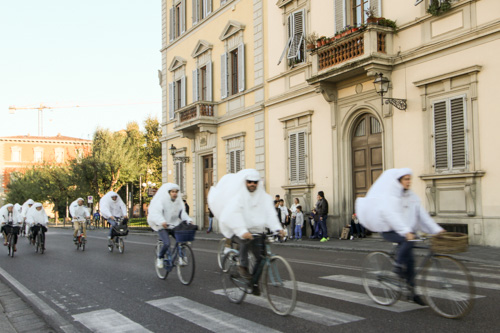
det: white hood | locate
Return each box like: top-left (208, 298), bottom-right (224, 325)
top-left (99, 191), bottom-right (127, 219)
top-left (26, 203), bottom-right (49, 226)
top-left (147, 183), bottom-right (191, 231)
top-left (0, 204), bottom-right (22, 226)
top-left (70, 198), bottom-right (90, 220)
top-left (21, 199), bottom-right (35, 218)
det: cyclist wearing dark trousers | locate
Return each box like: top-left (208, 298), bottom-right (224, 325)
top-left (26, 203), bottom-right (48, 245)
top-left (356, 168), bottom-right (445, 305)
top-left (1, 204), bottom-right (22, 251)
top-left (70, 198), bottom-right (90, 242)
top-left (99, 192), bottom-right (128, 245)
top-left (148, 183), bottom-right (193, 269)
top-left (208, 169), bottom-right (285, 295)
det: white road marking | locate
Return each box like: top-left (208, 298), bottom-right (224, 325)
top-left (147, 296), bottom-right (282, 333)
top-left (211, 289), bottom-right (364, 326)
top-left (72, 308), bottom-right (152, 333)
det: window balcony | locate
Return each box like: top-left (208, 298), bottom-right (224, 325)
top-left (308, 25), bottom-right (395, 85)
top-left (174, 101), bottom-right (217, 138)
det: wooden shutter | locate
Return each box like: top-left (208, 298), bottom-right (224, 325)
top-left (169, 7), bottom-right (175, 41)
top-left (287, 10), bottom-right (305, 59)
top-left (289, 133), bottom-right (297, 182)
top-left (180, 0), bottom-right (186, 34)
top-left (433, 100), bottom-right (448, 170)
top-left (205, 0), bottom-right (212, 16)
top-left (450, 97), bottom-right (466, 168)
top-left (206, 61), bottom-right (212, 101)
top-left (297, 132), bottom-right (306, 181)
top-left (237, 43), bottom-right (245, 92)
top-left (221, 53), bottom-right (228, 99)
top-left (192, 0), bottom-right (199, 24)
top-left (168, 82), bottom-right (175, 119)
top-left (180, 76), bottom-right (186, 108)
top-left (235, 150), bottom-right (241, 172)
top-left (229, 151), bottom-right (235, 173)
top-left (192, 69), bottom-right (199, 102)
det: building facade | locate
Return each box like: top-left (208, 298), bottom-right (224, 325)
top-left (0, 134), bottom-right (92, 205)
top-left (162, 0), bottom-right (500, 246)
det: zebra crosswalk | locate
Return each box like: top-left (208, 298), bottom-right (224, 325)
top-left (70, 260), bottom-right (498, 333)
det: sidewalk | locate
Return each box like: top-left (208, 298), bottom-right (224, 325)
top-left (194, 231), bottom-right (500, 265)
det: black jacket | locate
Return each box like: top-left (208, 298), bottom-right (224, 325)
top-left (316, 198), bottom-right (329, 216)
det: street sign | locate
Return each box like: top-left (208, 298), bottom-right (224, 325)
top-left (88, 196), bottom-right (93, 203)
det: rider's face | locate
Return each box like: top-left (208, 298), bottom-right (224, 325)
top-left (78, 200), bottom-right (84, 206)
top-left (111, 196), bottom-right (118, 201)
top-left (399, 175), bottom-right (412, 190)
top-left (169, 190), bottom-right (179, 201)
top-left (36, 207), bottom-right (42, 211)
top-left (7, 206), bottom-right (13, 212)
top-left (246, 180), bottom-right (258, 192)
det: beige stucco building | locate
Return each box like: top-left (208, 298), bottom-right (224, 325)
top-left (162, 0), bottom-right (500, 246)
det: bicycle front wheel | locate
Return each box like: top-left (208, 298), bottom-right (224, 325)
top-left (362, 252), bottom-right (402, 306)
top-left (35, 234), bottom-right (40, 253)
top-left (176, 244), bottom-right (195, 285)
top-left (263, 255), bottom-right (297, 316)
top-left (40, 233), bottom-right (45, 254)
top-left (217, 238), bottom-right (227, 269)
top-left (118, 238), bottom-right (125, 254)
top-left (7, 234), bottom-right (14, 257)
top-left (82, 238), bottom-right (86, 252)
top-left (155, 242), bottom-right (168, 280)
top-left (422, 255), bottom-right (475, 319)
top-left (221, 251), bottom-right (247, 304)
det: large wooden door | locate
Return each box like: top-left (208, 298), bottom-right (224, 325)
top-left (352, 114), bottom-right (383, 200)
top-left (203, 155), bottom-right (213, 228)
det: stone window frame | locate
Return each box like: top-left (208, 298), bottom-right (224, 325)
top-left (335, 0), bottom-right (381, 33)
top-left (33, 147), bottom-right (44, 162)
top-left (173, 147), bottom-right (187, 194)
top-left (192, 0), bottom-right (212, 26)
top-left (192, 40), bottom-right (213, 103)
top-left (222, 132), bottom-right (245, 174)
top-left (54, 147), bottom-right (65, 163)
top-left (219, 21), bottom-right (246, 99)
top-left (279, 110), bottom-right (313, 186)
top-left (168, 56), bottom-right (187, 120)
top-left (169, 0), bottom-right (186, 42)
top-left (11, 146), bottom-right (21, 162)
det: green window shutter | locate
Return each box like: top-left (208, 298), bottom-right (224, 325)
top-left (450, 97), bottom-right (466, 168)
top-left (433, 100), bottom-right (448, 170)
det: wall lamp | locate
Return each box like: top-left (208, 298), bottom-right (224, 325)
top-left (373, 73), bottom-right (407, 111)
top-left (169, 144), bottom-right (190, 162)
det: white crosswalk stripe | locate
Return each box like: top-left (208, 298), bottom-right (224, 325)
top-left (211, 289), bottom-right (364, 326)
top-left (72, 308), bottom-right (152, 333)
top-left (320, 275), bottom-right (484, 300)
top-left (147, 296), bottom-right (282, 333)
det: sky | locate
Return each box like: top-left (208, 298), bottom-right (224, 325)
top-left (0, 1), bottom-right (162, 140)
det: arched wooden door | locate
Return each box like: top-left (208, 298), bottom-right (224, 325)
top-left (352, 114), bottom-right (383, 200)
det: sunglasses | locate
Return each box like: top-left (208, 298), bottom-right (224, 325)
top-left (246, 180), bottom-right (258, 184)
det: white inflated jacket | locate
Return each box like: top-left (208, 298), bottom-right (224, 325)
top-left (147, 183), bottom-right (192, 231)
top-left (26, 203), bottom-right (49, 226)
top-left (0, 204), bottom-right (22, 226)
top-left (99, 192), bottom-right (127, 219)
top-left (70, 198), bottom-right (90, 221)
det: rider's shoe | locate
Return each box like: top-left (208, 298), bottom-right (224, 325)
top-left (13, 245), bottom-right (16, 252)
top-left (73, 237), bottom-right (77, 242)
top-left (156, 258), bottom-right (164, 269)
top-left (238, 266), bottom-right (252, 280)
top-left (178, 257), bottom-right (188, 266)
top-left (392, 264), bottom-right (405, 279)
top-left (320, 237), bottom-right (328, 242)
top-left (412, 294), bottom-right (426, 306)
top-left (223, 247), bottom-right (231, 255)
top-left (252, 284), bottom-right (261, 296)
top-left (3, 241), bottom-right (7, 246)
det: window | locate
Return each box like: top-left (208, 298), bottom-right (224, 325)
top-left (193, 0), bottom-right (212, 25)
top-left (193, 62), bottom-right (212, 102)
top-left (168, 76), bottom-right (186, 119)
top-left (11, 147), bottom-right (21, 162)
top-left (229, 150), bottom-right (242, 173)
top-left (34, 147), bottom-right (43, 162)
top-left (175, 161), bottom-right (185, 193)
top-left (352, 0), bottom-right (369, 25)
top-left (289, 131), bottom-right (306, 183)
top-left (221, 44), bottom-right (245, 98)
top-left (169, 0), bottom-right (186, 41)
top-left (55, 148), bottom-right (64, 163)
top-left (433, 96), bottom-right (467, 171)
top-left (278, 9), bottom-right (305, 66)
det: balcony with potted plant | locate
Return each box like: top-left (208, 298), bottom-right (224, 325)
top-left (173, 101), bottom-right (218, 138)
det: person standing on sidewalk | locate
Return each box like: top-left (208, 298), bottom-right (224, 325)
top-left (294, 205), bottom-right (304, 241)
top-left (278, 199), bottom-right (289, 241)
top-left (316, 191), bottom-right (329, 242)
top-left (289, 198), bottom-right (299, 238)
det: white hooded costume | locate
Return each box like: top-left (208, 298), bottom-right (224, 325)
top-left (147, 183), bottom-right (192, 231)
top-left (70, 198), bottom-right (90, 221)
top-left (0, 204), bottom-right (22, 227)
top-left (21, 199), bottom-right (35, 220)
top-left (26, 203), bottom-right (49, 227)
top-left (14, 204), bottom-right (23, 223)
top-left (355, 168), bottom-right (443, 237)
top-left (99, 192), bottom-right (127, 220)
top-left (208, 169), bottom-right (282, 239)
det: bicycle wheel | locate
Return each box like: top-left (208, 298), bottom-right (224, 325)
top-left (262, 255), bottom-right (297, 316)
top-left (177, 244), bottom-right (195, 285)
top-left (118, 238), bottom-right (125, 254)
top-left (155, 242), bottom-right (168, 280)
top-left (7, 234), bottom-right (13, 257)
top-left (35, 233), bottom-right (40, 253)
top-left (221, 251), bottom-right (247, 304)
top-left (217, 238), bottom-right (227, 269)
top-left (40, 233), bottom-right (45, 254)
top-left (9, 235), bottom-right (15, 258)
top-left (82, 238), bottom-right (86, 252)
top-left (362, 252), bottom-right (402, 306)
top-left (422, 255), bottom-right (475, 319)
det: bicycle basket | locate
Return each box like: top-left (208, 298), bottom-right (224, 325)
top-left (112, 224), bottom-right (129, 237)
top-left (430, 232), bottom-right (468, 254)
top-left (174, 229), bottom-right (196, 243)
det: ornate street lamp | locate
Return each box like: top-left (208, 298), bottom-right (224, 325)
top-left (169, 144), bottom-right (190, 162)
top-left (373, 73), bottom-right (407, 111)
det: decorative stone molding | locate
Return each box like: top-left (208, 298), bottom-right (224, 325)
top-left (168, 56), bottom-right (187, 72)
top-left (219, 20), bottom-right (245, 41)
top-left (315, 82), bottom-right (337, 103)
top-left (191, 40), bottom-right (213, 58)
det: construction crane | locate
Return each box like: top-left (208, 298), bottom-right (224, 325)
top-left (8, 101), bottom-right (160, 136)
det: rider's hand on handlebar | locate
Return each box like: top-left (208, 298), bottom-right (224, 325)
top-left (406, 232), bottom-right (416, 241)
top-left (278, 229), bottom-right (286, 239)
top-left (241, 232), bottom-right (253, 240)
top-left (162, 222), bottom-right (169, 229)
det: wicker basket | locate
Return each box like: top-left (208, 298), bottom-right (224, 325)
top-left (174, 229), bottom-right (196, 243)
top-left (430, 232), bottom-right (468, 254)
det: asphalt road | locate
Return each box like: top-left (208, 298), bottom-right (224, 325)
top-left (0, 228), bottom-right (497, 333)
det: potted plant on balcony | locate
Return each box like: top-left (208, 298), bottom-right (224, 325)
top-left (377, 18), bottom-right (398, 33)
top-left (365, 6), bottom-right (378, 24)
top-left (305, 32), bottom-right (318, 50)
top-left (427, 0), bottom-right (452, 16)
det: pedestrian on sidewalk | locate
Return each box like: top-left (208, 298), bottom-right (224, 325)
top-left (294, 205), bottom-right (304, 241)
top-left (316, 191), bottom-right (329, 242)
top-left (309, 209), bottom-right (321, 239)
top-left (290, 198), bottom-right (299, 238)
top-left (349, 213), bottom-right (365, 240)
top-left (207, 208), bottom-right (214, 233)
top-left (278, 199), bottom-right (289, 241)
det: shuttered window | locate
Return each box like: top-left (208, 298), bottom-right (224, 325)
top-left (170, 0), bottom-right (186, 41)
top-left (229, 150), bottom-right (242, 173)
top-left (289, 132), bottom-right (306, 183)
top-left (221, 44), bottom-right (244, 98)
top-left (433, 96), bottom-right (467, 171)
top-left (175, 162), bottom-right (185, 193)
top-left (193, 0), bottom-right (212, 25)
top-left (278, 9), bottom-right (305, 65)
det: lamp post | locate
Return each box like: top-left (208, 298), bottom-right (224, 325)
top-left (169, 144), bottom-right (190, 162)
top-left (373, 73), bottom-right (407, 111)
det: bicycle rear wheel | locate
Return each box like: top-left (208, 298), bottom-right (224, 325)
top-left (177, 244), bottom-right (195, 285)
top-left (263, 255), bottom-right (297, 316)
top-left (155, 242), bottom-right (168, 280)
top-left (221, 251), bottom-right (247, 304)
top-left (422, 255), bottom-right (474, 319)
top-left (82, 238), bottom-right (86, 252)
top-left (118, 238), bottom-right (125, 254)
top-left (40, 233), bottom-right (45, 254)
top-left (362, 252), bottom-right (402, 306)
top-left (7, 234), bottom-right (14, 257)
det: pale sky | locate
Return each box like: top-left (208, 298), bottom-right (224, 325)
top-left (0, 1), bottom-right (161, 140)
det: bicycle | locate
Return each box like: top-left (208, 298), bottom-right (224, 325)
top-left (362, 237), bottom-right (475, 319)
top-left (217, 237), bottom-right (241, 269)
top-left (4, 224), bottom-right (20, 257)
top-left (108, 218), bottom-right (128, 254)
top-left (221, 233), bottom-right (297, 316)
top-left (31, 224), bottom-right (46, 254)
top-left (20, 221), bottom-right (26, 237)
top-left (154, 228), bottom-right (196, 285)
top-left (74, 219), bottom-right (87, 251)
